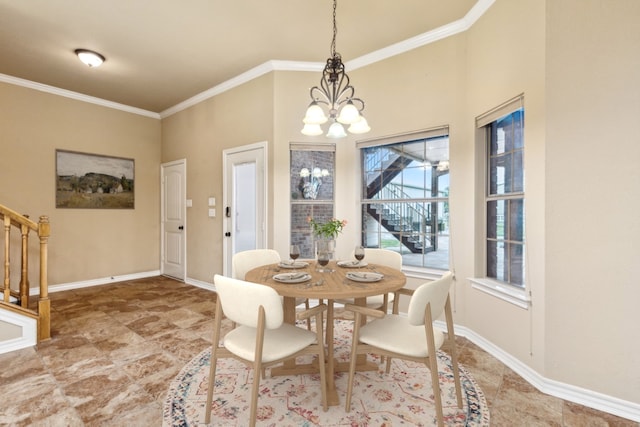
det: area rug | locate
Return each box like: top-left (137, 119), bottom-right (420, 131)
top-left (163, 320), bottom-right (490, 426)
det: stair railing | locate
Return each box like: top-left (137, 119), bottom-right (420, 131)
top-left (0, 204), bottom-right (50, 341)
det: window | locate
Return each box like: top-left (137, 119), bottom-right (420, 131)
top-left (290, 143), bottom-right (336, 259)
top-left (478, 95), bottom-right (525, 288)
top-left (358, 127), bottom-right (450, 270)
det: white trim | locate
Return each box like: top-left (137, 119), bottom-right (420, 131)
top-left (438, 321), bottom-right (640, 422)
top-left (27, 270), bottom-right (161, 295)
top-left (469, 277), bottom-right (531, 309)
top-left (345, 0), bottom-right (496, 72)
top-left (185, 276), bottom-right (215, 292)
top-left (0, 309), bottom-right (37, 355)
top-left (0, 73), bottom-right (160, 119)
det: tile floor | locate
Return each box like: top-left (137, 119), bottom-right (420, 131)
top-left (0, 276), bottom-right (636, 426)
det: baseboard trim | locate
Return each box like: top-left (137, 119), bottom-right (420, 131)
top-left (30, 270), bottom-right (162, 295)
top-left (24, 274), bottom-right (639, 422)
top-left (439, 321), bottom-right (640, 422)
top-left (184, 276), bottom-right (215, 292)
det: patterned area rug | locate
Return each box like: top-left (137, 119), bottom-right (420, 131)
top-left (163, 320), bottom-right (490, 426)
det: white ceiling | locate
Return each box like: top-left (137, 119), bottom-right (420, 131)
top-left (0, 0), bottom-right (481, 114)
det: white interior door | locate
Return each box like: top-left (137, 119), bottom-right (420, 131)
top-left (223, 142), bottom-right (267, 276)
top-left (161, 159), bottom-right (186, 280)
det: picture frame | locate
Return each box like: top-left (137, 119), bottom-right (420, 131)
top-left (55, 149), bottom-right (135, 209)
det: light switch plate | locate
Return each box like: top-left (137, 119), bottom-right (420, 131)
top-left (208, 197), bottom-right (216, 206)
top-left (208, 208), bottom-right (216, 217)
top-left (186, 199), bottom-right (193, 207)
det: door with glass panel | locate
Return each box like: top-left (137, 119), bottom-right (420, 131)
top-left (223, 142), bottom-right (266, 276)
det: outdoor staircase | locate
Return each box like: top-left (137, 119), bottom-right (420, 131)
top-left (364, 149), bottom-right (438, 254)
top-left (0, 204), bottom-right (51, 353)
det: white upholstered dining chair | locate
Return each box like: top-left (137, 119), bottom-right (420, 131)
top-left (205, 275), bottom-right (328, 426)
top-left (343, 271), bottom-right (462, 427)
top-left (335, 248), bottom-right (401, 311)
top-left (232, 249), bottom-right (311, 328)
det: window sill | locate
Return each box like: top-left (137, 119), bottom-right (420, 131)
top-left (402, 266), bottom-right (448, 281)
top-left (469, 277), bottom-right (531, 309)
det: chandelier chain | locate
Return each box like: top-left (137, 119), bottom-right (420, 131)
top-left (331, 0), bottom-right (337, 58)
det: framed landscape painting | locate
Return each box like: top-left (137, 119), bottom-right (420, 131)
top-left (56, 150), bottom-right (135, 209)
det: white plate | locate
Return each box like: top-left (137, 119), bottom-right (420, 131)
top-left (278, 261), bottom-right (309, 269)
top-left (346, 272), bottom-right (384, 282)
top-left (337, 260), bottom-right (368, 268)
top-left (273, 273), bottom-right (312, 283)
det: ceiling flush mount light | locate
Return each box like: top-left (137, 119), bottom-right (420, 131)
top-left (301, 0), bottom-right (370, 139)
top-left (74, 49), bottom-right (105, 67)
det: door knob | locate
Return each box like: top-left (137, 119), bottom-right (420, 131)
top-left (178, 226), bottom-right (184, 230)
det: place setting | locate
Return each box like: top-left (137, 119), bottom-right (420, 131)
top-left (276, 244), bottom-right (307, 269)
top-left (345, 271), bottom-right (384, 282)
top-left (336, 245), bottom-right (367, 268)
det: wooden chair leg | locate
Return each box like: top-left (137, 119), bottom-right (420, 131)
top-left (344, 312), bottom-right (362, 412)
top-left (204, 349), bottom-right (218, 424)
top-left (249, 360), bottom-right (261, 427)
top-left (429, 354), bottom-right (444, 427)
top-left (305, 299), bottom-right (311, 330)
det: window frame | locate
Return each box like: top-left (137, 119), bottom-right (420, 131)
top-left (289, 142), bottom-right (336, 259)
top-left (357, 126), bottom-right (450, 274)
top-left (471, 94), bottom-right (531, 309)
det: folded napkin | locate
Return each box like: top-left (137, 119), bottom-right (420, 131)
top-left (347, 272), bottom-right (383, 280)
top-left (285, 272), bottom-right (307, 280)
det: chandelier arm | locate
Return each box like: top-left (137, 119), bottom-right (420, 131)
top-left (309, 86), bottom-right (332, 107)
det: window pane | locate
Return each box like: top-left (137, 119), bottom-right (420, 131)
top-left (512, 150), bottom-right (524, 192)
top-left (489, 153), bottom-right (512, 195)
top-left (486, 200), bottom-right (506, 240)
top-left (360, 134), bottom-right (449, 270)
top-left (487, 240), bottom-right (507, 282)
top-left (291, 203), bottom-right (335, 259)
top-left (290, 150), bottom-right (334, 201)
top-left (509, 199), bottom-right (525, 242)
top-left (509, 242), bottom-right (525, 286)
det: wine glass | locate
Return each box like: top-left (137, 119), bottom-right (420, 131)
top-left (317, 251), bottom-right (331, 273)
top-left (354, 245), bottom-right (365, 267)
top-left (289, 244), bottom-right (300, 265)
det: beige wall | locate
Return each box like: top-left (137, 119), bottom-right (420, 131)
top-left (545, 0), bottom-right (640, 401)
top-left (161, 74), bottom-right (275, 282)
top-left (465, 0), bottom-right (547, 369)
top-left (0, 83), bottom-right (161, 285)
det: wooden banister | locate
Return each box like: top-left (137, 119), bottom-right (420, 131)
top-left (0, 204), bottom-right (50, 341)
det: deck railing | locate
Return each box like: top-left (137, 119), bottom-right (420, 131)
top-left (0, 204), bottom-right (50, 341)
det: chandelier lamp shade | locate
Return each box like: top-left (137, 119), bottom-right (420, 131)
top-left (301, 0), bottom-right (370, 139)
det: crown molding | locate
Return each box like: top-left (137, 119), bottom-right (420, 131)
top-left (161, 0), bottom-right (495, 118)
top-left (2, 0), bottom-right (495, 120)
top-left (347, 0), bottom-right (494, 70)
top-left (0, 73), bottom-right (160, 119)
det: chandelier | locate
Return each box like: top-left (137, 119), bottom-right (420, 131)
top-left (301, 0), bottom-right (370, 138)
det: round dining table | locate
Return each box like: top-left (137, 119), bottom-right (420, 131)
top-left (245, 259), bottom-right (406, 406)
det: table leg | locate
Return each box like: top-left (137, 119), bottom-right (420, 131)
top-left (332, 296), bottom-right (378, 374)
top-left (325, 299), bottom-right (339, 406)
